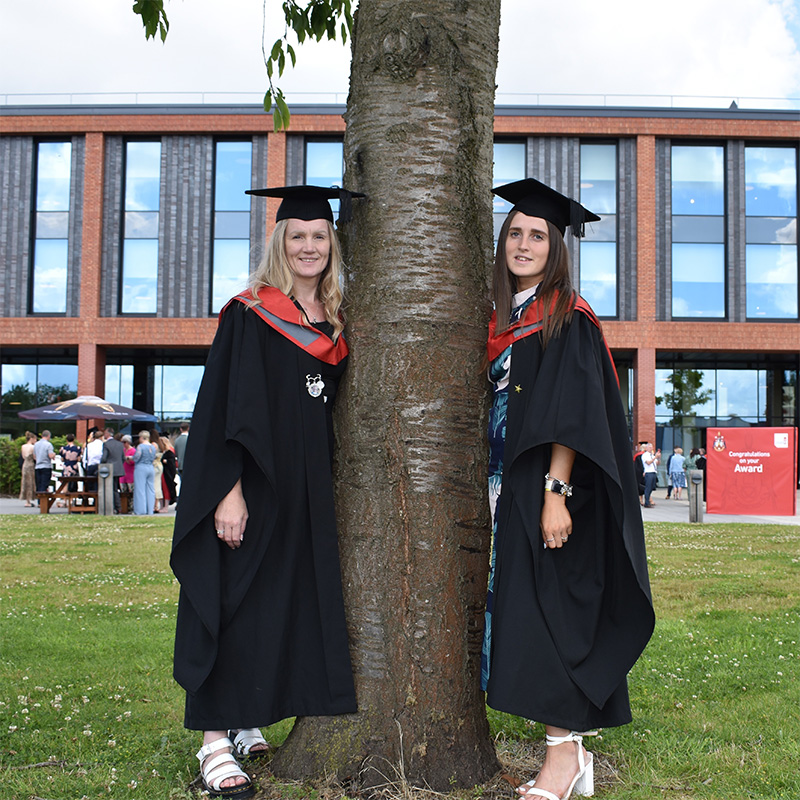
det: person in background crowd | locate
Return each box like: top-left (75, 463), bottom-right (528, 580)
top-left (130, 430), bottom-right (157, 515)
top-left (159, 436), bottom-right (178, 506)
top-left (59, 433), bottom-right (83, 494)
top-left (642, 442), bottom-right (660, 508)
top-left (101, 428), bottom-right (126, 513)
top-left (664, 445), bottom-right (678, 499)
top-left (151, 429), bottom-right (165, 513)
top-left (84, 429), bottom-right (104, 477)
top-left (174, 422), bottom-right (189, 478)
top-left (696, 447), bottom-right (708, 501)
top-left (120, 435), bottom-right (136, 501)
top-left (481, 178), bottom-right (654, 800)
top-left (669, 446), bottom-right (686, 500)
top-left (633, 441), bottom-right (647, 506)
top-left (33, 430), bottom-right (55, 495)
top-left (19, 432), bottom-right (37, 506)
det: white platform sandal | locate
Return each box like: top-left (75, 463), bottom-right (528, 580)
top-left (229, 728), bottom-right (270, 759)
top-left (196, 736), bottom-right (254, 799)
top-left (517, 731), bottom-right (595, 800)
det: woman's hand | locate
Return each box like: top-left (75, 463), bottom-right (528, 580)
top-left (214, 479), bottom-right (248, 550)
top-left (541, 492), bottom-right (572, 548)
top-left (541, 442), bottom-right (576, 549)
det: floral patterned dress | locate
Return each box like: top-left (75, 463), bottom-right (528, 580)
top-left (481, 286), bottom-right (537, 690)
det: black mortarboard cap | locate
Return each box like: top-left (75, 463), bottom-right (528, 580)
top-left (492, 178), bottom-right (600, 237)
top-left (245, 184), bottom-right (365, 224)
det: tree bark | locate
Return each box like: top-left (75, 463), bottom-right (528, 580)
top-left (271, 0), bottom-right (502, 791)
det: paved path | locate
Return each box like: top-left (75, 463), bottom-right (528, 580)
top-left (0, 496), bottom-right (176, 517)
top-left (639, 490), bottom-right (800, 526)
top-left (3, 491), bottom-right (798, 525)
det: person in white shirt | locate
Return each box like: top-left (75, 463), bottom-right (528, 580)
top-left (642, 443), bottom-right (660, 508)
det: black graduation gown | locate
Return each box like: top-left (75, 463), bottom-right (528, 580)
top-left (486, 310), bottom-right (655, 730)
top-left (171, 300), bottom-right (357, 730)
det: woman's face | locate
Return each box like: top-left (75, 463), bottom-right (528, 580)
top-left (505, 212), bottom-right (550, 291)
top-left (284, 219), bottom-right (331, 284)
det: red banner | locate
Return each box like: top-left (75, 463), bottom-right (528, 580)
top-left (706, 427), bottom-right (797, 516)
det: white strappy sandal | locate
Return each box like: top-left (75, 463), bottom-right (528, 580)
top-left (229, 727), bottom-right (270, 759)
top-left (517, 731), bottom-right (595, 800)
top-left (196, 736), bottom-right (254, 799)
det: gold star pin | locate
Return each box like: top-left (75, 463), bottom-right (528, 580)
top-left (514, 385), bottom-right (522, 393)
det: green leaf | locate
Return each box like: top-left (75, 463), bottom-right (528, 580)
top-left (272, 106), bottom-right (282, 132)
top-left (263, 90), bottom-right (273, 113)
top-left (278, 94), bottom-right (291, 130)
top-left (278, 50), bottom-right (286, 77)
top-left (287, 43), bottom-right (296, 67)
top-left (271, 39), bottom-right (283, 61)
top-left (266, 58), bottom-right (274, 79)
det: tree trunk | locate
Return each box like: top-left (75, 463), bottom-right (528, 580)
top-left (271, 0), bottom-right (502, 791)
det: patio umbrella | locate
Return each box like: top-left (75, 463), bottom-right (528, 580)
top-left (18, 395), bottom-right (157, 422)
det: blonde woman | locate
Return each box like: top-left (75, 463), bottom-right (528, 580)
top-left (171, 186), bottom-right (363, 798)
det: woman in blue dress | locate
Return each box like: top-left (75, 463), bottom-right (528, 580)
top-left (131, 430), bottom-right (157, 515)
top-left (482, 179), bottom-right (654, 800)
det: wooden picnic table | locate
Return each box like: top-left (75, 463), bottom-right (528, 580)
top-left (37, 475), bottom-right (134, 514)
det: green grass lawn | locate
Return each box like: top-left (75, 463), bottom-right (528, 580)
top-left (1, 516), bottom-right (798, 799)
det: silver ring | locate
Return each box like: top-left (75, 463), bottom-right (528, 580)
top-left (561, 537), bottom-right (568, 541)
top-left (216, 530), bottom-right (224, 537)
top-left (545, 538), bottom-right (555, 543)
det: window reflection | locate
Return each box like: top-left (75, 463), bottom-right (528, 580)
top-left (671, 146), bottom-right (724, 215)
top-left (154, 365), bottom-right (204, 418)
top-left (580, 242), bottom-right (617, 316)
top-left (32, 141), bottom-right (71, 314)
top-left (581, 143), bottom-right (617, 317)
top-left (305, 139), bottom-right (343, 218)
top-left (745, 146), bottom-right (797, 319)
top-left (580, 144), bottom-right (616, 214)
top-left (493, 141), bottom-right (526, 214)
top-left (671, 146), bottom-right (725, 317)
top-left (212, 141), bottom-right (252, 313)
top-left (121, 141), bottom-right (161, 314)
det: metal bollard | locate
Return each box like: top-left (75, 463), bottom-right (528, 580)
top-left (97, 464), bottom-right (115, 516)
top-left (688, 469), bottom-right (704, 523)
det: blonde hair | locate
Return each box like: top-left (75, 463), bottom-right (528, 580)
top-left (248, 219), bottom-right (345, 341)
top-left (138, 430), bottom-right (150, 442)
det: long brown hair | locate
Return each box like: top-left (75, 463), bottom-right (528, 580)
top-left (491, 212), bottom-right (577, 348)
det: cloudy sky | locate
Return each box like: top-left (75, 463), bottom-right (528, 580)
top-left (2, 0), bottom-right (800, 108)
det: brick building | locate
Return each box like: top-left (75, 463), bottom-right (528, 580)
top-left (1, 103), bottom-right (799, 458)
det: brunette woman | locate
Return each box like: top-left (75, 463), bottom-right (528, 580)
top-left (482, 179), bottom-right (655, 800)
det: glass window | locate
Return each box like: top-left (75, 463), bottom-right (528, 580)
top-left (154, 365), bottom-right (204, 419)
top-left (580, 242), bottom-right (617, 317)
top-left (31, 141), bottom-right (71, 314)
top-left (105, 364), bottom-right (134, 407)
top-left (121, 240), bottom-right (159, 314)
top-left (212, 141), bottom-right (252, 313)
top-left (672, 243), bottom-right (725, 318)
top-left (305, 139), bottom-right (343, 218)
top-left (1, 360), bottom-right (78, 437)
top-left (493, 141), bottom-right (526, 214)
top-left (745, 244), bottom-right (798, 318)
top-left (581, 143), bottom-right (617, 317)
top-left (580, 144), bottom-right (616, 214)
top-left (121, 141), bottom-right (161, 314)
top-left (745, 147), bottom-right (797, 217)
top-left (671, 145), bottom-right (725, 215)
top-left (124, 142), bottom-right (162, 211)
top-left (745, 146), bottom-right (797, 319)
top-left (671, 146), bottom-right (725, 318)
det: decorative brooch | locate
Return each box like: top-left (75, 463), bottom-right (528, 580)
top-left (305, 374), bottom-right (324, 398)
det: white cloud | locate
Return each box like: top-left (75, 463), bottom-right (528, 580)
top-left (1, 0), bottom-right (799, 106)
